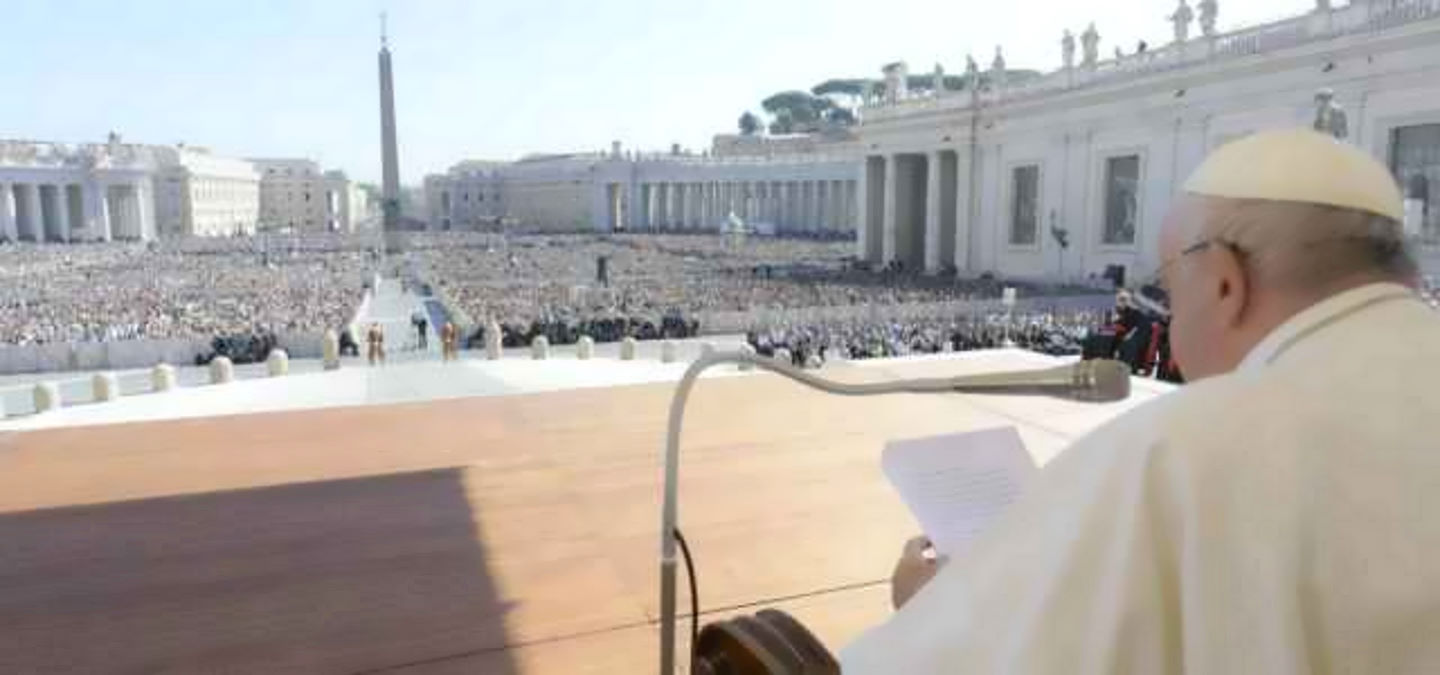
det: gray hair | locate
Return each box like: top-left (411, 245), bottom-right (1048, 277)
top-left (1197, 198), bottom-right (1417, 290)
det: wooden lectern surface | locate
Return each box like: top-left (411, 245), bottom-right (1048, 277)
top-left (0, 353), bottom-right (1164, 673)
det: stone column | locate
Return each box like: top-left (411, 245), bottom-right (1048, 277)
top-left (826, 181), bottom-right (839, 232)
top-left (815, 181), bottom-right (828, 233)
top-left (849, 179), bottom-right (860, 234)
top-left (883, 155), bottom-right (898, 264)
top-left (628, 180), bottom-right (645, 230)
top-left (677, 183), bottom-right (688, 229)
top-left (112, 185), bottom-right (131, 239)
top-left (676, 183), bottom-right (687, 229)
top-left (704, 182), bottom-right (714, 225)
top-left (20, 183), bottom-right (42, 241)
top-left (54, 184), bottom-right (72, 242)
top-left (954, 152), bottom-right (974, 273)
top-left (85, 182), bottom-right (111, 242)
top-left (775, 182), bottom-right (788, 231)
top-left (0, 183), bottom-right (15, 241)
top-left (775, 181), bottom-right (786, 230)
top-left (799, 182), bottom-right (811, 232)
top-left (820, 180), bottom-right (830, 232)
top-left (691, 182), bottom-right (702, 229)
top-left (666, 182), bottom-right (678, 228)
top-left (657, 182), bottom-right (669, 228)
top-left (639, 184), bottom-right (651, 229)
top-left (819, 180), bottom-right (829, 231)
top-left (135, 181), bottom-right (154, 240)
top-left (925, 151), bottom-right (943, 273)
top-left (714, 181), bottom-right (725, 225)
top-left (794, 181), bottom-right (806, 231)
top-left (857, 165), bottom-right (871, 259)
top-left (681, 184), bottom-right (692, 229)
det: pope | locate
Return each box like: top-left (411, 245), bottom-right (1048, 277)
top-left (842, 129), bottom-right (1440, 673)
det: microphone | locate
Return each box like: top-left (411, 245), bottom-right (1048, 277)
top-left (658, 353), bottom-right (1133, 675)
top-left (946, 359), bottom-right (1131, 402)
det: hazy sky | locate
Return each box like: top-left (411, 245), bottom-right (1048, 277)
top-left (5, 0), bottom-right (1315, 184)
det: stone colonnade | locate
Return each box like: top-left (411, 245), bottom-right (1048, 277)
top-left (611, 177), bottom-right (860, 234)
top-left (0, 177), bottom-right (153, 243)
top-left (858, 150), bottom-right (964, 273)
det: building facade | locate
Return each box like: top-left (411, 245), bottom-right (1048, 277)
top-left (0, 135), bottom-right (259, 243)
top-left (250, 158), bottom-right (370, 233)
top-left (424, 161), bottom-right (505, 231)
top-left (153, 146), bottom-right (261, 237)
top-left (855, 0), bottom-right (1440, 279)
top-left (424, 147), bottom-right (861, 235)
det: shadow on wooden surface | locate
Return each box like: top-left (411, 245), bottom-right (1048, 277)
top-left (0, 467), bottom-right (518, 674)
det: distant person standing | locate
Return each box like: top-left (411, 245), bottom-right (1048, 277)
top-left (366, 322), bottom-right (386, 366)
top-left (411, 310), bottom-right (429, 349)
top-left (441, 321), bottom-right (458, 361)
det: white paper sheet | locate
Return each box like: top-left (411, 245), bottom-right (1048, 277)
top-left (881, 426), bottom-right (1037, 557)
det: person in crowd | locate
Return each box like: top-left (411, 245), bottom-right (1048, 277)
top-left (411, 310), bottom-right (429, 350)
top-left (339, 325), bottom-right (360, 357)
top-left (366, 322), bottom-right (385, 366)
top-left (440, 321), bottom-right (458, 362)
top-left (844, 129), bottom-right (1440, 673)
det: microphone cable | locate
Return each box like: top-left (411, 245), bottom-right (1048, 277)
top-left (673, 527), bottom-right (700, 660)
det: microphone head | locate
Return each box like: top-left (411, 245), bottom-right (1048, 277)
top-left (1073, 359), bottom-right (1131, 402)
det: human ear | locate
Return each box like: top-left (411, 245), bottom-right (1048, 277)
top-left (1211, 245), bottom-right (1250, 328)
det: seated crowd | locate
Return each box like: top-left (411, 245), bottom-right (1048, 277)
top-left (404, 232), bottom-right (1108, 347)
top-left (746, 308), bottom-right (1108, 367)
top-left (0, 235), bottom-right (377, 347)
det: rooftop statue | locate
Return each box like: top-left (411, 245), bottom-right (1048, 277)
top-left (1171, 0), bottom-right (1195, 43)
top-left (1199, 0), bottom-right (1218, 37)
top-left (1313, 88), bottom-right (1349, 140)
top-left (991, 46), bottom-right (1007, 90)
top-left (1081, 23), bottom-right (1101, 68)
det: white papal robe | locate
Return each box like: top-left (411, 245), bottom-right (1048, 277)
top-left (842, 283), bottom-right (1440, 673)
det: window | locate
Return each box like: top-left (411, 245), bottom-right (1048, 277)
top-left (1009, 165), bottom-right (1039, 246)
top-left (1103, 155), bottom-right (1140, 246)
top-left (1390, 124), bottom-right (1440, 242)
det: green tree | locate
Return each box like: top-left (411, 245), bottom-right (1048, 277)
top-left (761, 90), bottom-right (833, 133)
top-left (768, 109), bottom-right (795, 135)
top-left (738, 111), bottom-right (760, 136)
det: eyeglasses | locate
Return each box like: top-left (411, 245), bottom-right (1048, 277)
top-left (1134, 238), bottom-right (1244, 312)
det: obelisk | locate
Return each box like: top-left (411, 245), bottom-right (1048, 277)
top-left (378, 13), bottom-right (402, 234)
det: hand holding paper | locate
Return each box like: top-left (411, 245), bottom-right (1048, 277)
top-left (882, 426), bottom-right (1037, 557)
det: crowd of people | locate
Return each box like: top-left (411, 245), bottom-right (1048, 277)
top-left (0, 235), bottom-right (377, 347)
top-left (746, 308), bottom-right (1110, 367)
top-left (3, 230), bottom-right (1132, 372)
top-left (404, 232), bottom-right (1107, 341)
